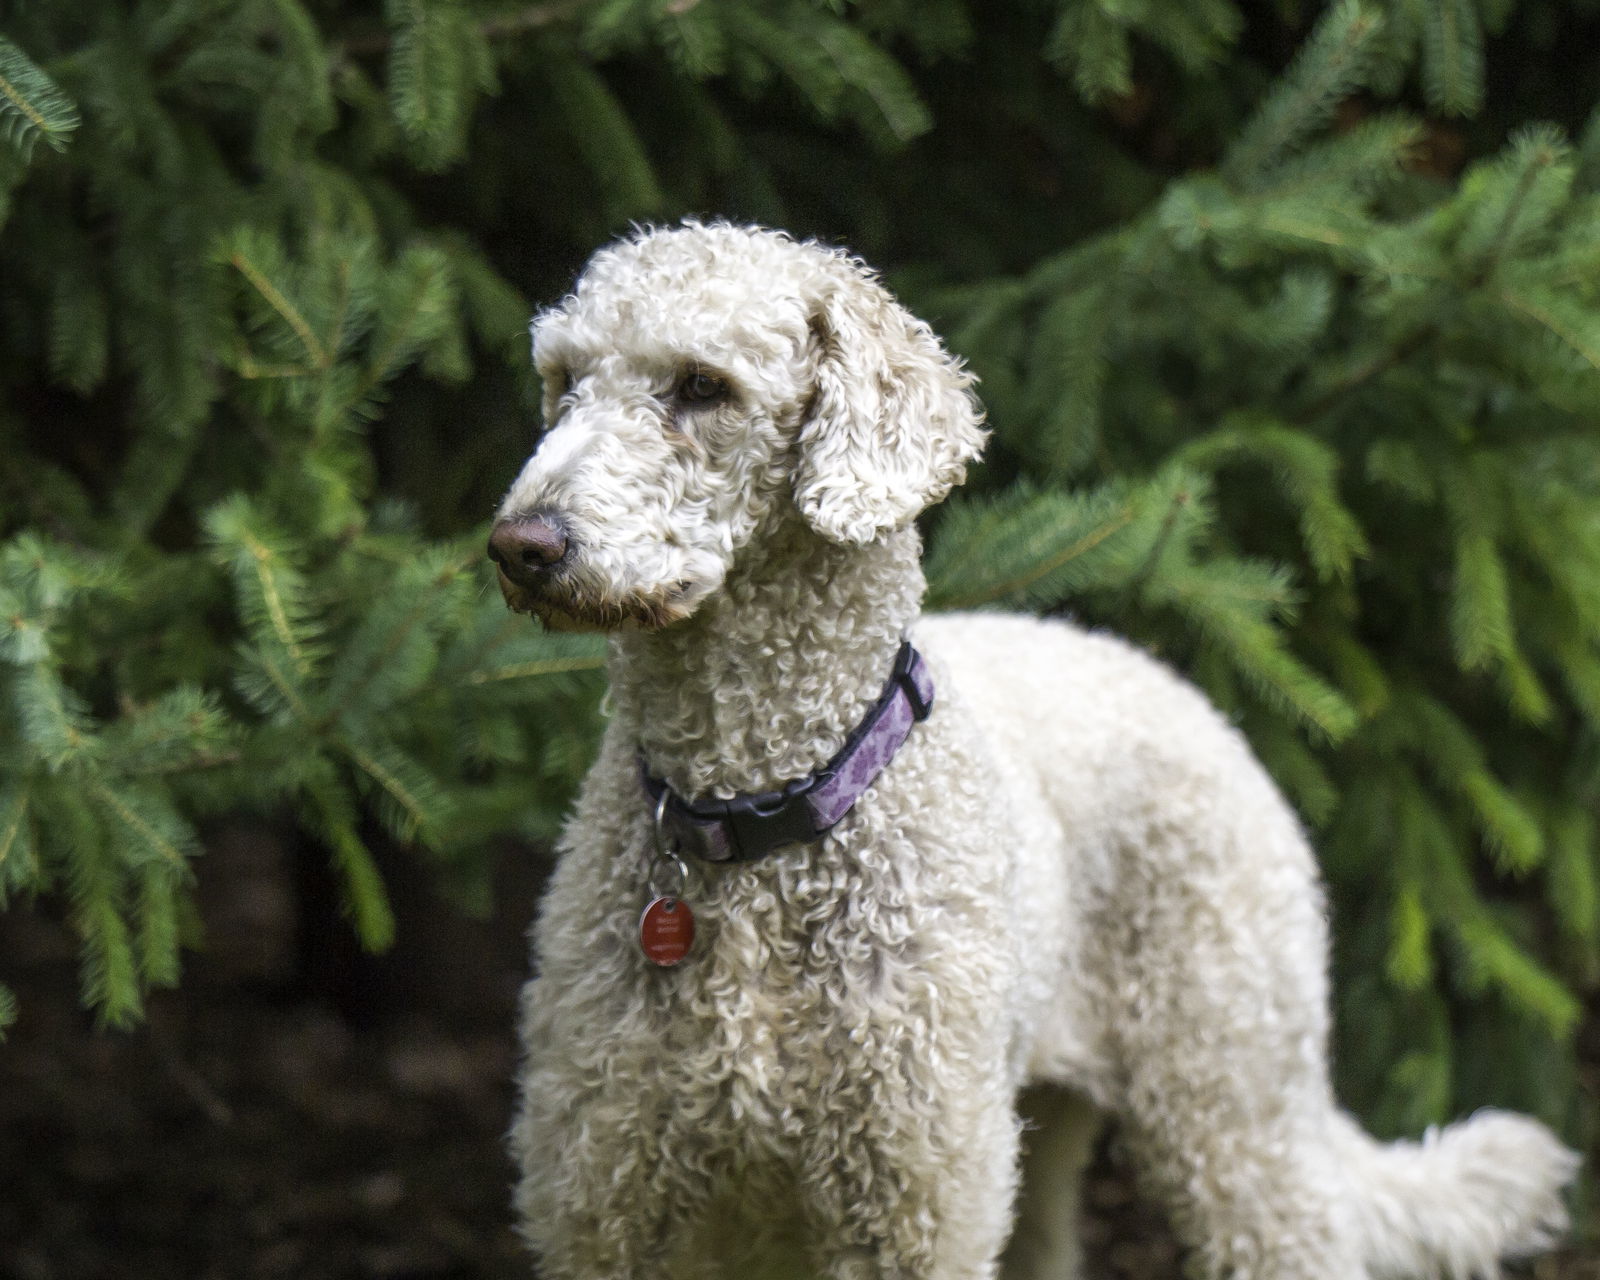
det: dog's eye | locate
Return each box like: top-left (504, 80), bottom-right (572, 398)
top-left (676, 371), bottom-right (728, 405)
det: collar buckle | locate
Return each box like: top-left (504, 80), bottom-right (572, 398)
top-left (893, 642), bottom-right (934, 721)
top-left (721, 785), bottom-right (821, 861)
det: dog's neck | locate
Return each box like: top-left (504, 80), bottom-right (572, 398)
top-left (608, 521), bottom-right (925, 801)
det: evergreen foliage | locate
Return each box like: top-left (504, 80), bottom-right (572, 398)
top-left (1, 0), bottom-right (1596, 1220)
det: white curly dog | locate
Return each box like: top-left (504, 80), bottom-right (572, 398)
top-left (490, 222), bottom-right (1577, 1280)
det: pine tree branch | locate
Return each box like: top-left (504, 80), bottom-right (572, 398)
top-left (1298, 325), bottom-right (1436, 420)
top-left (241, 531), bottom-right (316, 676)
top-left (1497, 289), bottom-right (1600, 371)
top-left (450, 609), bottom-right (532, 678)
top-left (466, 655), bottom-right (606, 682)
top-left (1294, 142), bottom-right (1559, 424)
top-left (319, 557), bottom-right (470, 725)
top-left (937, 505), bottom-right (1136, 611)
top-left (0, 67), bottom-right (49, 136)
top-left (127, 749), bottom-right (244, 776)
top-left (1120, 488), bottom-right (1191, 606)
top-left (351, 254), bottom-right (447, 406)
top-left (330, 2), bottom-right (582, 68)
top-left (0, 36), bottom-right (80, 158)
top-left (256, 647), bottom-right (316, 723)
top-left (89, 780), bottom-right (185, 868)
top-left (235, 354), bottom-right (314, 380)
top-left (326, 257), bottom-right (355, 363)
top-left (1473, 138), bottom-right (1558, 283)
top-left (305, 777), bottom-right (396, 951)
top-left (342, 740), bottom-right (429, 838)
top-left (0, 786), bottom-right (29, 871)
top-left (1222, 1), bottom-right (1382, 183)
top-left (228, 253), bottom-right (329, 370)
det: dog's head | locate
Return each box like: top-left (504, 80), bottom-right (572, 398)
top-left (489, 222), bottom-right (987, 630)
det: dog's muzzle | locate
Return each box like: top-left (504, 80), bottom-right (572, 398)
top-left (488, 514), bottom-right (569, 590)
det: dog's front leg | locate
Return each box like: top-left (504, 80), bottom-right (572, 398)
top-left (798, 1054), bottom-right (1022, 1280)
top-left (509, 978), bottom-right (718, 1280)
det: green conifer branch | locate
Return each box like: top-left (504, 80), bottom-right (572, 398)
top-left (352, 248), bottom-right (451, 404)
top-left (1475, 132), bottom-right (1565, 280)
top-left (1388, 1045), bottom-right (1453, 1131)
top-left (1298, 325), bottom-right (1437, 420)
top-left (243, 533), bottom-right (317, 676)
top-left (89, 779), bottom-right (193, 870)
top-left (344, 742), bottom-right (432, 840)
top-left (1421, 0), bottom-right (1484, 116)
top-left (228, 251), bottom-right (330, 369)
top-left (1222, 1), bottom-right (1383, 185)
top-left (1450, 527), bottom-right (1515, 672)
top-left (1452, 914), bottom-right (1579, 1037)
top-left (808, 20), bottom-right (931, 144)
top-left (0, 37), bottom-right (80, 160)
top-left (126, 748), bottom-right (245, 776)
top-left (1176, 419), bottom-right (1367, 581)
top-left (1386, 882), bottom-right (1435, 990)
top-left (330, 2), bottom-right (578, 67)
top-left (1120, 485), bottom-right (1192, 607)
top-left (1547, 807), bottom-right (1599, 966)
top-left (235, 354), bottom-right (314, 380)
top-left (250, 646), bottom-right (317, 724)
top-left (0, 783), bottom-right (32, 880)
top-left (1497, 288), bottom-right (1600, 371)
top-left (933, 503), bottom-right (1136, 611)
top-left (467, 655), bottom-right (607, 683)
top-left (16, 663), bottom-right (96, 769)
top-left (60, 804), bottom-right (145, 1026)
top-left (325, 254), bottom-right (357, 363)
top-left (319, 554), bottom-right (468, 723)
top-left (135, 866), bottom-right (182, 988)
top-left (75, 893), bottom-right (143, 1027)
top-left (305, 775), bottom-right (396, 952)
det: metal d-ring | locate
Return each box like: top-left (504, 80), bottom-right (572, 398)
top-left (650, 789), bottom-right (690, 900)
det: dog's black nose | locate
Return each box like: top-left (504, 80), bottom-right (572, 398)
top-left (488, 515), bottom-right (568, 586)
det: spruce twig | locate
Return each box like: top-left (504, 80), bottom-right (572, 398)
top-left (466, 655), bottom-right (607, 683)
top-left (1497, 289), bottom-right (1600, 371)
top-left (935, 505), bottom-right (1136, 611)
top-left (342, 741), bottom-right (431, 838)
top-left (0, 786), bottom-right (30, 871)
top-left (228, 253), bottom-right (330, 370)
top-left (1222, 1), bottom-right (1383, 185)
top-left (351, 253), bottom-right (448, 406)
top-left (329, 2), bottom-right (580, 67)
top-left (0, 36), bottom-right (80, 159)
top-left (127, 750), bottom-right (245, 776)
top-left (1473, 133), bottom-right (1563, 283)
top-left (1298, 325), bottom-right (1436, 420)
top-left (1120, 487), bottom-right (1190, 608)
top-left (242, 532), bottom-right (316, 676)
top-left (316, 557), bottom-right (469, 729)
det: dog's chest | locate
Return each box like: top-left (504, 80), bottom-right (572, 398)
top-left (529, 721), bottom-right (1019, 1165)
top-left (608, 829), bottom-right (1005, 1134)
top-left (653, 856), bottom-right (926, 1095)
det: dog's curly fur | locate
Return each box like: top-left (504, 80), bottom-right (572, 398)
top-left (498, 222), bottom-right (1578, 1280)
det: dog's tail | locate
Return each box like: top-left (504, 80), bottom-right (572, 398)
top-left (1333, 1108), bottom-right (1578, 1277)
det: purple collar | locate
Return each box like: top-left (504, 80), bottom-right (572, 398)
top-left (640, 641), bottom-right (934, 863)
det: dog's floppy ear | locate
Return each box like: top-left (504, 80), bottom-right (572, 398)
top-left (792, 263), bottom-right (988, 545)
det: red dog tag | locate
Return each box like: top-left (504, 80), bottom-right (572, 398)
top-left (639, 896), bottom-right (694, 967)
